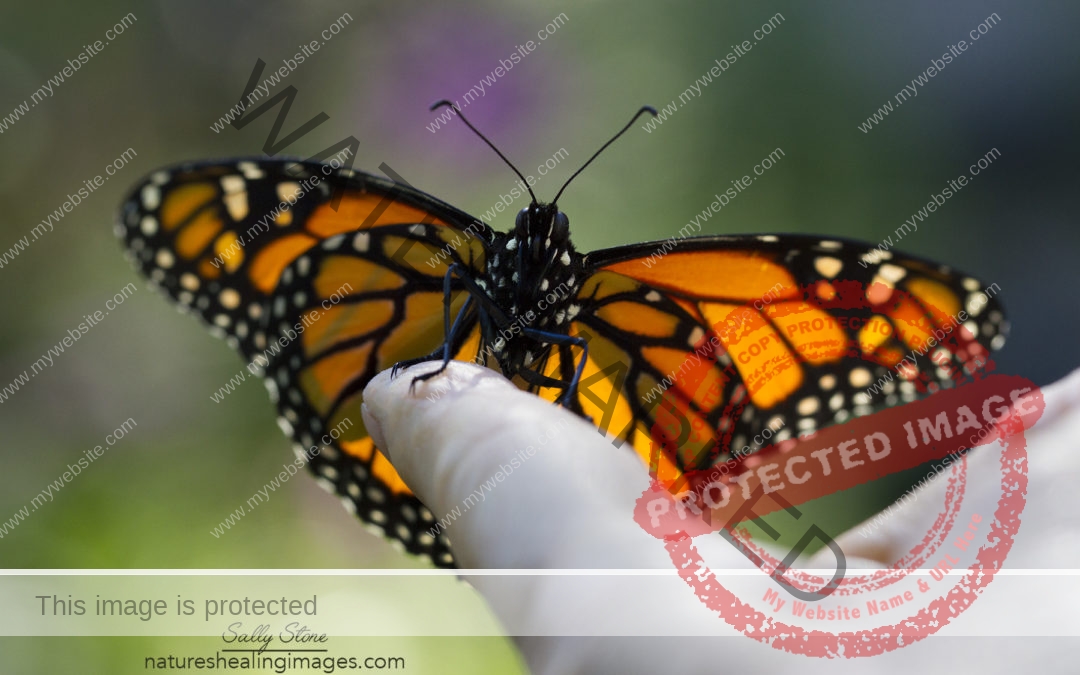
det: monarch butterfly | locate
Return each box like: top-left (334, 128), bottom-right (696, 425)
top-left (115, 102), bottom-right (1006, 567)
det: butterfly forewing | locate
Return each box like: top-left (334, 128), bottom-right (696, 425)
top-left (117, 158), bottom-right (484, 357)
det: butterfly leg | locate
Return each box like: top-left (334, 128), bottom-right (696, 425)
top-left (403, 274), bottom-right (475, 391)
top-left (390, 293), bottom-right (475, 384)
top-left (392, 267), bottom-right (474, 386)
top-left (390, 266), bottom-right (458, 379)
top-left (393, 263), bottom-right (511, 389)
top-left (515, 365), bottom-right (592, 422)
top-left (517, 366), bottom-right (573, 390)
top-left (519, 326), bottom-right (589, 408)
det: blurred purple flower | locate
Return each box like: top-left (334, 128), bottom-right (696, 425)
top-left (364, 8), bottom-right (553, 164)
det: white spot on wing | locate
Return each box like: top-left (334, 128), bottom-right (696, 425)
top-left (276, 182), bottom-right (302, 204)
top-left (878, 263), bottom-right (907, 284)
top-left (353, 232), bottom-right (370, 252)
top-left (237, 161), bottom-right (265, 180)
top-left (848, 367), bottom-right (872, 388)
top-left (687, 326), bottom-right (705, 348)
top-left (966, 292), bottom-right (987, 316)
top-left (814, 256), bottom-right (842, 279)
top-left (220, 175), bottom-right (245, 194)
top-left (219, 288), bottom-right (241, 309)
top-left (141, 185), bottom-right (161, 210)
top-left (797, 396), bottom-right (819, 416)
top-left (224, 192), bottom-right (248, 220)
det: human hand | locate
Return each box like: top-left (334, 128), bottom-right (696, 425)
top-left (361, 362), bottom-right (1080, 674)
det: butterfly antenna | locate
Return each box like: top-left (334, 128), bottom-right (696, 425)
top-left (552, 105), bottom-right (657, 204)
top-left (430, 100), bottom-right (538, 204)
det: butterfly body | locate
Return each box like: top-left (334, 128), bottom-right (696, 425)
top-left (475, 204), bottom-right (584, 374)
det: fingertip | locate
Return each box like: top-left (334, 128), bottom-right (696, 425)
top-left (360, 361), bottom-right (512, 459)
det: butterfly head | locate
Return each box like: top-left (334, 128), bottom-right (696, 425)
top-left (515, 203), bottom-right (570, 262)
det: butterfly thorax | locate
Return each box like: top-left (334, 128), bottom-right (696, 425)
top-left (478, 204), bottom-right (584, 374)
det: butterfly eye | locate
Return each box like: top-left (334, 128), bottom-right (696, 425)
top-left (515, 208), bottom-right (529, 230)
top-left (553, 211), bottom-right (570, 237)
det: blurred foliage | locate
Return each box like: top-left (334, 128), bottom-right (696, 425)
top-left (0, 0), bottom-right (1077, 671)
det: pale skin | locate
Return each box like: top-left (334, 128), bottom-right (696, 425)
top-left (362, 362), bottom-right (1080, 674)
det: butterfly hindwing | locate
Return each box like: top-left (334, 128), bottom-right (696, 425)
top-left (260, 228), bottom-right (486, 566)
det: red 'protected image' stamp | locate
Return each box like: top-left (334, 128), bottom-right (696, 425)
top-left (631, 280), bottom-right (1044, 658)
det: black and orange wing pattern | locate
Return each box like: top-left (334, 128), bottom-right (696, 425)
top-left (116, 158), bottom-right (490, 565)
top-left (117, 156), bottom-right (1009, 567)
top-left (531, 235), bottom-right (1006, 489)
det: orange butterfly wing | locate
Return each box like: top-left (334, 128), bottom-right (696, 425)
top-left (117, 159), bottom-right (491, 566)
top-left (528, 235), bottom-right (1005, 490)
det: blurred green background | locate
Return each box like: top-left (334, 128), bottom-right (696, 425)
top-left (1, 0), bottom-right (1077, 671)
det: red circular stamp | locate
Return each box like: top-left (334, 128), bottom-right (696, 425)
top-left (630, 279), bottom-right (1043, 657)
